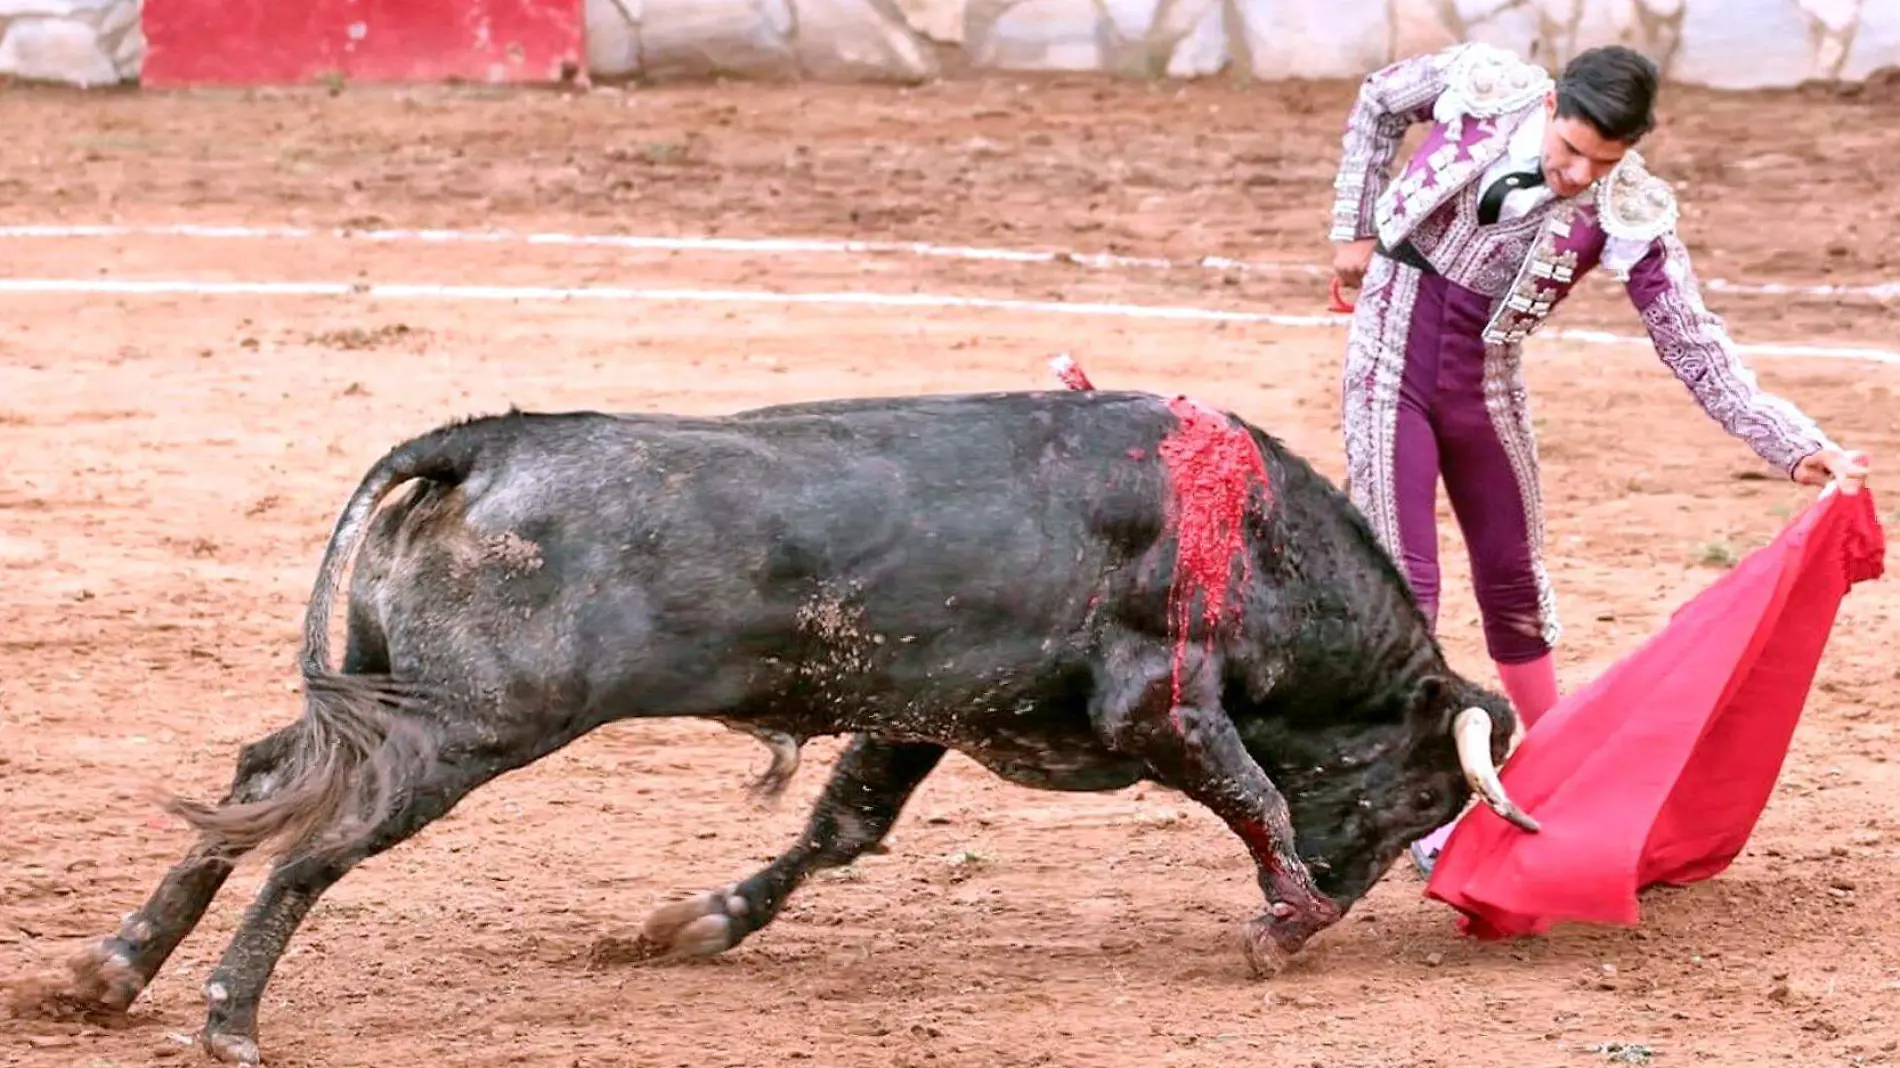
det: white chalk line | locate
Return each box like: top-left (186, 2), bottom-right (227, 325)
top-left (7, 276), bottom-right (1898, 365)
top-left (0, 222), bottom-right (1312, 276)
top-left (2, 222), bottom-right (1896, 302)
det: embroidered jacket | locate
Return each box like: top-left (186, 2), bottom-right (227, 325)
top-left (1328, 42), bottom-right (1838, 475)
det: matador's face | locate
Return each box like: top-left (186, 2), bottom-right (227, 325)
top-left (1539, 90), bottom-right (1634, 199)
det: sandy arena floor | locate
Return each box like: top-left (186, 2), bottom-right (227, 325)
top-left (2, 75), bottom-right (1899, 1068)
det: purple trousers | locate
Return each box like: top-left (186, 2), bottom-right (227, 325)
top-left (1341, 256), bottom-right (1557, 664)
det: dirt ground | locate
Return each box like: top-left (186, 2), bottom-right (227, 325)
top-left (2, 73), bottom-right (1899, 1068)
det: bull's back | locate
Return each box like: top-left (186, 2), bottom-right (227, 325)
top-left (356, 392), bottom-right (1187, 727)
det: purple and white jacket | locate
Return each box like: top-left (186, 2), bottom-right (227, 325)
top-left (1328, 42), bottom-right (1838, 477)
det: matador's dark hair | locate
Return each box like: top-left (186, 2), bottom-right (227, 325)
top-left (1555, 46), bottom-right (1659, 144)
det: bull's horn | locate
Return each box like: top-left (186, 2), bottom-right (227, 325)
top-left (1453, 707), bottom-right (1541, 833)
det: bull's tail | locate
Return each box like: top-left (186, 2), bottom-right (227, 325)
top-left (162, 673), bottom-right (438, 866)
top-left (164, 419), bottom-right (494, 865)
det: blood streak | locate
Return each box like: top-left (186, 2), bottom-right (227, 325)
top-left (1048, 355), bottom-right (1270, 718)
top-left (1157, 396), bottom-right (1271, 712)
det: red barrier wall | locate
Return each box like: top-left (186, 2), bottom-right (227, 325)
top-left (142, 0), bottom-right (585, 87)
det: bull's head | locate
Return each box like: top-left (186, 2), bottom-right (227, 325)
top-left (1234, 671), bottom-right (1537, 908)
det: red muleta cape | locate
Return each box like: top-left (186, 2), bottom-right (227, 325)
top-left (1426, 485), bottom-right (1886, 939)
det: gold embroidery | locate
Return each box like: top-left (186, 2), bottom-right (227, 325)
top-left (1530, 249), bottom-right (1580, 284)
top-left (1479, 342), bottom-right (1563, 648)
top-left (1482, 202), bottom-right (1577, 344)
top-left (1599, 149), bottom-right (1679, 243)
top-left (1375, 110), bottom-right (1529, 246)
top-left (1342, 257), bottom-right (1428, 561)
top-left (1434, 42), bottom-right (1554, 124)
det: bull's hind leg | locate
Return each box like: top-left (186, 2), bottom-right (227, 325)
top-left (69, 605), bottom-right (400, 1017)
top-left (1090, 638), bottom-right (1341, 977)
top-left (65, 725), bottom-right (304, 1013)
top-left (638, 734), bottom-right (944, 960)
top-left (193, 721), bottom-right (561, 1066)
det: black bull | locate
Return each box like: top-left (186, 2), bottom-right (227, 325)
top-left (64, 389), bottom-right (1537, 1064)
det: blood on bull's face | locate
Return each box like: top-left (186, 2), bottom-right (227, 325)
top-left (1232, 671), bottom-right (1529, 907)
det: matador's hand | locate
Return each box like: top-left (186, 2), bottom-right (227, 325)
top-left (1332, 238), bottom-right (1376, 290)
top-left (1794, 449), bottom-right (1870, 494)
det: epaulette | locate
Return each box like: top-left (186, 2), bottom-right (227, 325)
top-left (1432, 42), bottom-right (1552, 124)
top-left (1598, 149), bottom-right (1679, 243)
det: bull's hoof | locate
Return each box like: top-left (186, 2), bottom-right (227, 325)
top-left (638, 887), bottom-right (748, 959)
top-left (64, 938), bottom-right (145, 1012)
top-left (1240, 916), bottom-right (1297, 978)
top-left (203, 1031), bottom-right (261, 1066)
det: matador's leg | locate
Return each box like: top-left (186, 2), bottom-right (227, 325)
top-left (1402, 288), bottom-right (1562, 876)
top-left (1440, 339), bottom-right (1562, 679)
top-left (1341, 254), bottom-right (1449, 629)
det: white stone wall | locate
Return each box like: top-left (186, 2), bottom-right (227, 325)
top-left (0, 0), bottom-right (142, 86)
top-left (1, 0), bottom-right (1892, 91)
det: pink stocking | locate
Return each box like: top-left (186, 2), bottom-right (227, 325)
top-left (1496, 653), bottom-right (1561, 729)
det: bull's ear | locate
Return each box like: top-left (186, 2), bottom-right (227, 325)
top-left (1406, 673), bottom-right (1455, 729)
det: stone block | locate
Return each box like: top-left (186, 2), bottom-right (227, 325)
top-left (94, 0), bottom-right (137, 42)
top-left (965, 0), bottom-right (1103, 71)
top-left (1165, 0), bottom-right (1226, 78)
top-left (637, 0), bottom-right (799, 79)
top-left (891, 0), bottom-right (965, 43)
top-left (1097, 0), bottom-right (1160, 40)
top-left (790, 0), bottom-right (937, 81)
top-left (1791, 0), bottom-right (1866, 82)
top-left (1845, 0), bottom-right (1898, 81)
top-left (1088, 0), bottom-right (1217, 79)
top-left (1672, 0), bottom-right (1821, 89)
top-left (1386, 0), bottom-right (1465, 59)
top-left (1237, 0), bottom-right (1390, 79)
top-left (111, 19), bottom-right (141, 75)
top-left (0, 0), bottom-right (79, 17)
top-left (587, 0), bottom-right (643, 78)
top-left (0, 15), bottom-right (121, 86)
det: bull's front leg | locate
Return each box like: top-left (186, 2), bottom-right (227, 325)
top-left (635, 734), bottom-right (944, 960)
top-left (1090, 638), bottom-right (1340, 977)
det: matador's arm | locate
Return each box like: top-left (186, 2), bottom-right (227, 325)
top-left (1328, 45), bottom-right (1465, 243)
top-left (1602, 154), bottom-right (1840, 477)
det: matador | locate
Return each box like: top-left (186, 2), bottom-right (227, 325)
top-left (1325, 42), bottom-right (1869, 875)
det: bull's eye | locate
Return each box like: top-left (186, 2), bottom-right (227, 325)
top-left (1416, 789), bottom-right (1436, 807)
